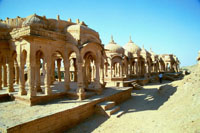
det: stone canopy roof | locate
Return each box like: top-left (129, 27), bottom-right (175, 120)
top-left (0, 14), bottom-right (101, 45)
top-left (123, 36), bottom-right (141, 55)
top-left (105, 36), bottom-right (124, 55)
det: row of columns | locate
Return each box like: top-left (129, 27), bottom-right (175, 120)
top-left (0, 62), bottom-right (20, 92)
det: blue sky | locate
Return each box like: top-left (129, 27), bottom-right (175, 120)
top-left (0, 0), bottom-right (200, 66)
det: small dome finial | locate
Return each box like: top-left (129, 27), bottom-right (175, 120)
top-left (129, 36), bottom-right (133, 43)
top-left (142, 44), bottom-right (144, 49)
top-left (110, 35), bottom-right (115, 43)
top-left (150, 47), bottom-right (152, 51)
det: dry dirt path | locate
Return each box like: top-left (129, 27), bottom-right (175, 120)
top-left (67, 76), bottom-right (200, 133)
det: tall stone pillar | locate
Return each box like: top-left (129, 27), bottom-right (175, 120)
top-left (135, 61), bottom-right (138, 76)
top-left (74, 59), bottom-right (77, 82)
top-left (64, 59), bottom-right (70, 91)
top-left (100, 65), bottom-right (104, 85)
top-left (95, 63), bottom-right (101, 94)
top-left (18, 63), bottom-right (27, 95)
top-left (7, 60), bottom-right (14, 92)
top-left (113, 64), bottom-right (116, 77)
top-left (0, 64), bottom-right (2, 90)
top-left (44, 62), bottom-right (51, 95)
top-left (125, 64), bottom-right (128, 77)
top-left (27, 63), bottom-right (36, 97)
top-left (77, 62), bottom-right (85, 100)
top-left (120, 65), bottom-right (123, 77)
top-left (110, 65), bottom-right (113, 79)
top-left (57, 59), bottom-right (61, 82)
top-left (3, 64), bottom-right (7, 87)
top-left (51, 61), bottom-right (55, 84)
top-left (14, 63), bottom-right (19, 84)
top-left (35, 62), bottom-right (42, 92)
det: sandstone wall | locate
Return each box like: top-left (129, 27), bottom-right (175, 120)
top-left (5, 88), bottom-right (132, 133)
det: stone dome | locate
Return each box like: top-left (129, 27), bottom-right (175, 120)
top-left (22, 14), bottom-right (45, 27)
top-left (123, 37), bottom-right (141, 55)
top-left (105, 36), bottom-right (124, 55)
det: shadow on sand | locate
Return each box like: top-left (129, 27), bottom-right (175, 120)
top-left (120, 84), bottom-right (177, 113)
top-left (66, 81), bottom-right (177, 133)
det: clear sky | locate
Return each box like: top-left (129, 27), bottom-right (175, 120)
top-left (0, 0), bottom-right (200, 66)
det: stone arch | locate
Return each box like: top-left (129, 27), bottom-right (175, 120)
top-left (111, 56), bottom-right (123, 77)
top-left (82, 51), bottom-right (97, 89)
top-left (51, 50), bottom-right (65, 83)
top-left (35, 50), bottom-right (45, 92)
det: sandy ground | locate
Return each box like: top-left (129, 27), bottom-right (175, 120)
top-left (0, 86), bottom-right (129, 129)
top-left (1, 65), bottom-right (200, 133)
top-left (67, 66), bottom-right (200, 133)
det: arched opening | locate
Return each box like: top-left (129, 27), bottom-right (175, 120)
top-left (69, 52), bottom-right (77, 82)
top-left (111, 56), bottom-right (123, 78)
top-left (52, 51), bottom-right (64, 83)
top-left (35, 50), bottom-right (44, 93)
top-left (83, 51), bottom-right (96, 89)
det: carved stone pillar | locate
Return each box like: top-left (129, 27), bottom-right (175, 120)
top-left (110, 64), bottom-right (113, 79)
top-left (77, 62), bottom-right (85, 100)
top-left (95, 63), bottom-right (101, 94)
top-left (135, 61), bottom-right (138, 76)
top-left (74, 59), bottom-right (77, 82)
top-left (3, 64), bottom-right (7, 87)
top-left (64, 60), bottom-right (70, 91)
top-left (113, 64), bottom-right (116, 77)
top-left (7, 60), bottom-right (14, 92)
top-left (35, 62), bottom-right (42, 92)
top-left (120, 65), bottom-right (123, 77)
top-left (27, 63), bottom-right (36, 97)
top-left (44, 62), bottom-right (51, 95)
top-left (51, 61), bottom-right (55, 84)
top-left (0, 64), bottom-right (2, 90)
top-left (57, 59), bottom-right (61, 82)
top-left (14, 63), bottom-right (19, 84)
top-left (18, 63), bottom-right (27, 95)
top-left (100, 66), bottom-right (104, 85)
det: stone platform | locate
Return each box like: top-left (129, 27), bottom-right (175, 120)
top-left (0, 81), bottom-right (99, 106)
top-left (0, 87), bottom-right (132, 133)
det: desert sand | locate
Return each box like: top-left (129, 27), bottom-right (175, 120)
top-left (67, 65), bottom-right (200, 133)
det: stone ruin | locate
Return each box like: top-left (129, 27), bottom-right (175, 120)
top-left (0, 14), bottom-right (180, 105)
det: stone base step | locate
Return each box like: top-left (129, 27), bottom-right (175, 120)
top-left (97, 101), bottom-right (115, 110)
top-left (112, 110), bottom-right (125, 118)
top-left (105, 106), bottom-right (120, 116)
top-left (132, 82), bottom-right (143, 90)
